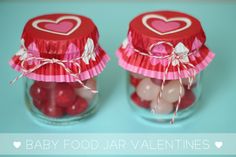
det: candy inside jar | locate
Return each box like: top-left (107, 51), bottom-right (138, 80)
top-left (26, 78), bottom-right (98, 124)
top-left (128, 72), bottom-right (201, 123)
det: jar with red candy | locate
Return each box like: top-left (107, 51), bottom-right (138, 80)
top-left (116, 11), bottom-right (215, 124)
top-left (9, 14), bottom-right (110, 125)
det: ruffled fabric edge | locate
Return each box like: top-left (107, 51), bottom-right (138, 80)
top-left (9, 47), bottom-right (110, 82)
top-left (116, 45), bottom-right (215, 80)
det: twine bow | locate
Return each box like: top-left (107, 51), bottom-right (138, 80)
top-left (134, 41), bottom-right (197, 124)
top-left (10, 39), bottom-right (98, 94)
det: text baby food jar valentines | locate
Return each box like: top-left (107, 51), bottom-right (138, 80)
top-left (9, 14), bottom-right (110, 125)
top-left (116, 11), bottom-right (215, 124)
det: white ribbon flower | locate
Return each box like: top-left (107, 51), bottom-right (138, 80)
top-left (172, 42), bottom-right (190, 66)
top-left (122, 37), bottom-right (129, 49)
top-left (15, 39), bottom-right (28, 61)
top-left (82, 38), bottom-right (96, 64)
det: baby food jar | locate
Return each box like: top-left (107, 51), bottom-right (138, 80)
top-left (116, 11), bottom-right (215, 124)
top-left (9, 14), bottom-right (110, 125)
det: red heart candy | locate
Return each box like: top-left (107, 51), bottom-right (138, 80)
top-left (131, 92), bottom-right (151, 109)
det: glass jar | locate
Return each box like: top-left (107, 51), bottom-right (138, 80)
top-left (25, 78), bottom-right (98, 125)
top-left (116, 10), bottom-right (215, 124)
top-left (128, 72), bottom-right (201, 123)
top-left (9, 14), bottom-right (110, 125)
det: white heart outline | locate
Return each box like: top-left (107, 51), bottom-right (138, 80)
top-left (32, 15), bottom-right (81, 36)
top-left (142, 14), bottom-right (192, 35)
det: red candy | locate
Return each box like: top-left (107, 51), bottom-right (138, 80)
top-left (30, 81), bottom-right (90, 118)
top-left (130, 75), bottom-right (141, 87)
top-left (174, 90), bottom-right (196, 110)
top-left (33, 81), bottom-right (56, 89)
top-left (33, 99), bottom-right (45, 110)
top-left (30, 82), bottom-right (48, 100)
top-left (131, 92), bottom-right (151, 108)
top-left (183, 83), bottom-right (197, 90)
top-left (55, 83), bottom-right (77, 107)
top-left (41, 104), bottom-right (64, 118)
top-left (66, 96), bottom-right (88, 115)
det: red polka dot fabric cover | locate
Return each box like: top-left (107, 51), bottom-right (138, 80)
top-left (116, 11), bottom-right (215, 80)
top-left (9, 14), bottom-right (110, 82)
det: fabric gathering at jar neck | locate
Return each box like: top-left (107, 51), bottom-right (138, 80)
top-left (11, 39), bottom-right (99, 94)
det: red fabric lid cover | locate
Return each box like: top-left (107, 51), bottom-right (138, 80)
top-left (9, 14), bottom-right (110, 82)
top-left (116, 10), bottom-right (215, 79)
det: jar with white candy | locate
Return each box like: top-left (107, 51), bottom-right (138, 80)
top-left (9, 14), bottom-right (110, 125)
top-left (128, 72), bottom-right (200, 122)
top-left (116, 11), bottom-right (215, 123)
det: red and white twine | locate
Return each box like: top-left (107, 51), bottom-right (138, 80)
top-left (10, 41), bottom-right (98, 94)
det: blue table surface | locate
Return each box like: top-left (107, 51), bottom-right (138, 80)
top-left (0, 0), bottom-right (236, 156)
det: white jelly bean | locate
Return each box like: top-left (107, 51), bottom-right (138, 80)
top-left (151, 98), bottom-right (174, 114)
top-left (76, 79), bottom-right (96, 101)
top-left (162, 80), bottom-right (185, 103)
top-left (136, 78), bottom-right (160, 101)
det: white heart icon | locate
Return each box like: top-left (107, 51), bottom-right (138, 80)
top-left (215, 141), bottom-right (223, 149)
top-left (13, 141), bottom-right (22, 149)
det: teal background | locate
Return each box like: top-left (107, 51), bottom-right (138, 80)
top-left (0, 0), bottom-right (236, 156)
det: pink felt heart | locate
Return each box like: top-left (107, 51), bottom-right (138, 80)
top-left (44, 21), bottom-right (73, 33)
top-left (32, 16), bottom-right (81, 36)
top-left (142, 14), bottom-right (192, 35)
top-left (151, 20), bottom-right (180, 33)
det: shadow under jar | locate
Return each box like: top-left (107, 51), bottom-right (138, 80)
top-left (116, 10), bottom-right (215, 124)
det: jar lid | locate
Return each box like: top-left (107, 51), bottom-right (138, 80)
top-left (116, 10), bottom-right (215, 79)
top-left (9, 13), bottom-right (110, 82)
